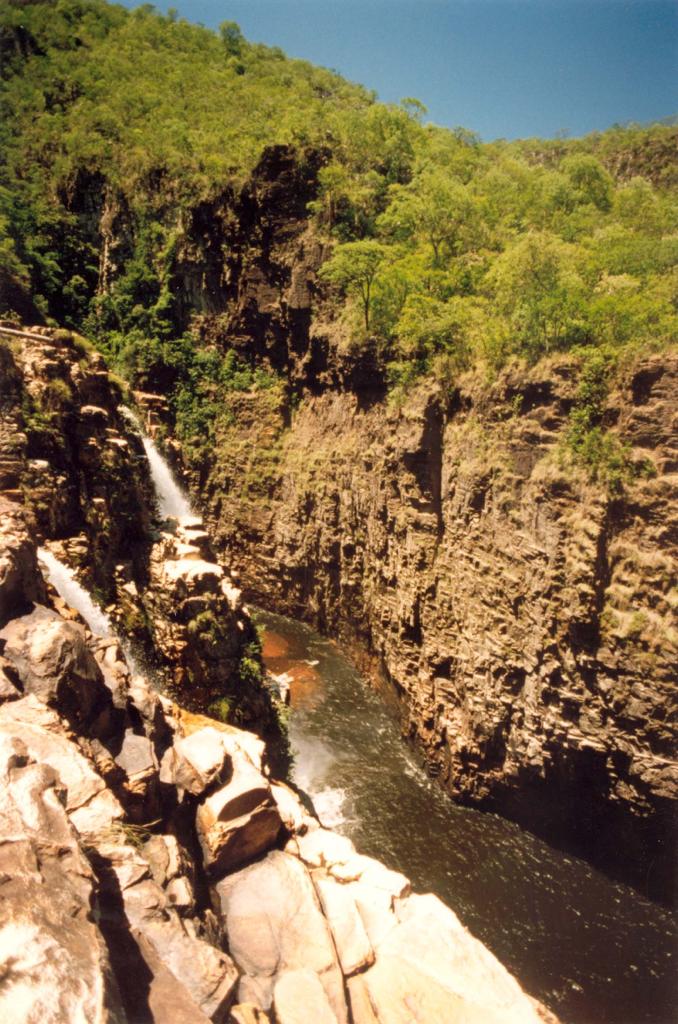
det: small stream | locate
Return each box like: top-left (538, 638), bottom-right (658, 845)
top-left (260, 608), bottom-right (677, 1024)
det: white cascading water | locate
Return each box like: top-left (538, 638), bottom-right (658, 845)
top-left (38, 547), bottom-right (142, 675)
top-left (37, 548), bottom-right (112, 637)
top-left (286, 728), bottom-right (350, 828)
top-left (121, 406), bottom-right (191, 519)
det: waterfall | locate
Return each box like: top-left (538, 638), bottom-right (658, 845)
top-left (37, 548), bottom-right (112, 637)
top-left (121, 407), bottom-right (192, 520)
top-left (38, 548), bottom-right (143, 676)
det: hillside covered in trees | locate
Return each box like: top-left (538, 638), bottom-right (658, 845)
top-left (1, 0), bottom-right (677, 489)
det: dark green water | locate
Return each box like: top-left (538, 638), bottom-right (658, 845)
top-left (260, 608), bottom-right (677, 1024)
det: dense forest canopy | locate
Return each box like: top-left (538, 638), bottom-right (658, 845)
top-left (1, 0), bottom-right (676, 486)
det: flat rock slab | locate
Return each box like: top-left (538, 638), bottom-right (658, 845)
top-left (362, 892), bottom-right (548, 1024)
top-left (362, 954), bottom-right (496, 1024)
top-left (342, 881), bottom-right (396, 949)
top-left (314, 876), bottom-right (374, 976)
top-left (273, 969), bottom-right (339, 1024)
top-left (216, 850), bottom-right (348, 1022)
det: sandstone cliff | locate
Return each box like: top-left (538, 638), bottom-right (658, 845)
top-left (0, 322), bottom-right (275, 732)
top-left (187, 348), bottom-right (677, 904)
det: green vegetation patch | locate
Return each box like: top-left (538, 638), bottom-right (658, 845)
top-left (0, 0), bottom-right (675, 458)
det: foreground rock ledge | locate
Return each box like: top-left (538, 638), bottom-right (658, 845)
top-left (0, 495), bottom-right (557, 1022)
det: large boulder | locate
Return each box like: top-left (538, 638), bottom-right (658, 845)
top-left (0, 606), bottom-right (118, 738)
top-left (0, 696), bottom-right (123, 836)
top-left (114, 727), bottom-right (161, 821)
top-left (216, 850), bottom-right (348, 1021)
top-left (195, 754), bottom-right (281, 876)
top-left (163, 725), bottom-right (234, 796)
top-left (0, 732), bottom-right (124, 1024)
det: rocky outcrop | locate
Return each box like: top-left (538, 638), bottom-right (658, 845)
top-left (0, 496), bottom-right (46, 626)
top-left (0, 323), bottom-right (273, 733)
top-left (144, 516), bottom-right (267, 725)
top-left (0, 322), bottom-right (155, 590)
top-left (188, 349), bottom-right (678, 903)
top-left (0, 727), bottom-right (125, 1024)
top-left (0, 498), bottom-right (555, 1023)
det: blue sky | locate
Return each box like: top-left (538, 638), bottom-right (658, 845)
top-left (120, 1), bottom-right (677, 140)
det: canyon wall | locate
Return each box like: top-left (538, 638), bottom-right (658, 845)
top-left (157, 152), bottom-right (677, 902)
top-left (0, 323), bottom-right (274, 730)
top-left (201, 354), bottom-right (678, 901)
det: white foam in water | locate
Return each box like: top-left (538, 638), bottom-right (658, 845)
top-left (38, 548), bottom-right (112, 637)
top-left (312, 787), bottom-right (348, 828)
top-left (121, 406), bottom-right (191, 520)
top-left (289, 731), bottom-right (350, 827)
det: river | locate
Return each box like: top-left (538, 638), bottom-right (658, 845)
top-left (259, 608), bottom-right (677, 1024)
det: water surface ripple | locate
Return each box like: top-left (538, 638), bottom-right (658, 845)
top-left (260, 609), bottom-right (677, 1024)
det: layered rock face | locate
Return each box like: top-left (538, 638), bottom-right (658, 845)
top-left (0, 323), bottom-right (267, 726)
top-left (0, 322), bottom-right (155, 585)
top-left (192, 348), bottom-right (678, 902)
top-left (0, 493), bottom-right (555, 1022)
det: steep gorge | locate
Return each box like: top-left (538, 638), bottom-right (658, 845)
top-left (0, 322), bottom-right (560, 1024)
top-left (0, 4), bottom-right (676, 1017)
top-left (151, 152), bottom-right (677, 904)
top-left (197, 354), bottom-right (678, 903)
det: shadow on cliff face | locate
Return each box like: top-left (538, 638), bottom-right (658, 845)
top-left (484, 763), bottom-right (678, 909)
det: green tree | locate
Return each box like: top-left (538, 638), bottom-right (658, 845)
top-left (379, 168), bottom-right (480, 266)
top-left (561, 154), bottom-right (614, 212)
top-left (319, 240), bottom-right (389, 330)
top-left (487, 231), bottom-right (589, 356)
